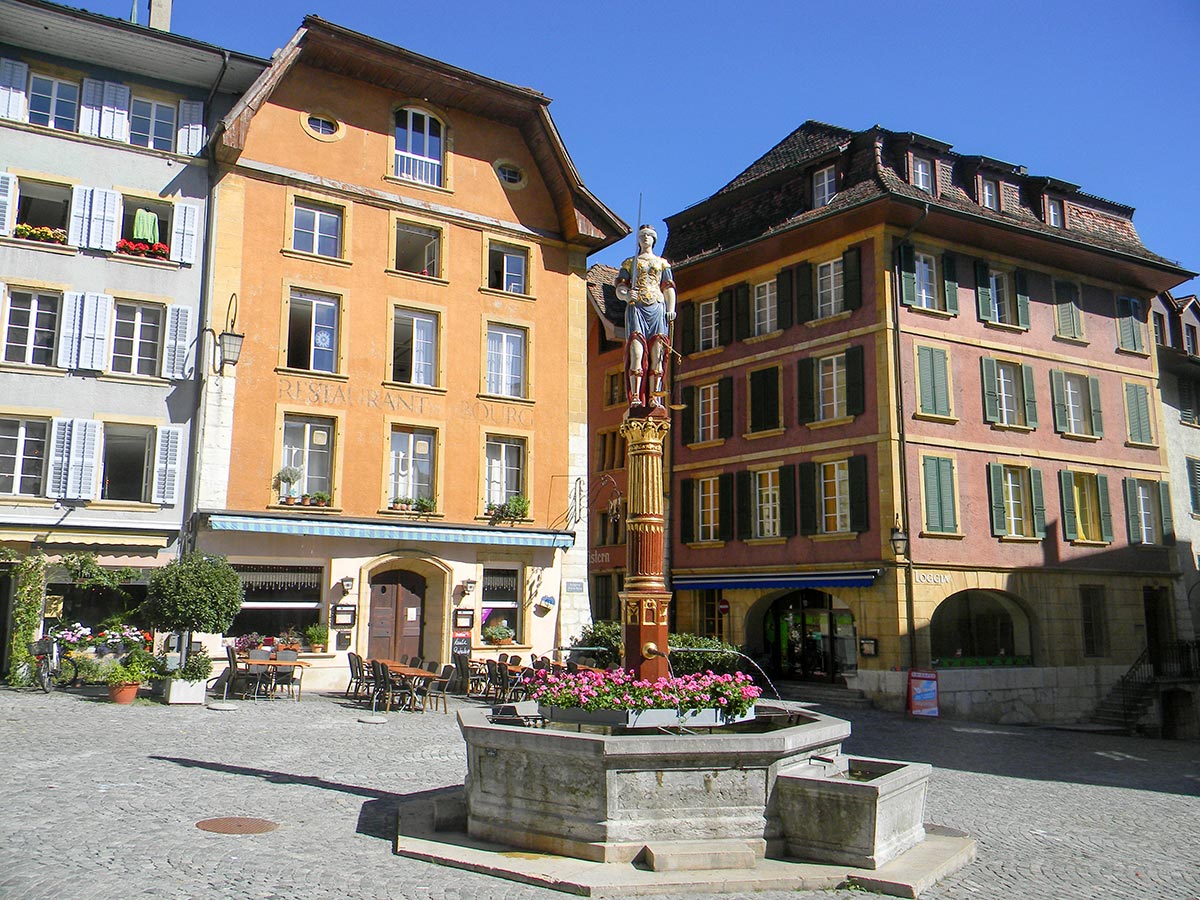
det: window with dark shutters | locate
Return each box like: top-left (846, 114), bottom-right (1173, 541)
top-left (718, 377), bottom-right (734, 439)
top-left (845, 346), bottom-right (865, 417)
top-left (717, 290), bottom-right (734, 347)
top-left (680, 477), bottom-right (694, 543)
top-left (896, 242), bottom-right (916, 307)
top-left (749, 367), bottom-right (780, 432)
top-left (794, 263), bottom-right (815, 323)
top-left (736, 470), bottom-right (752, 541)
top-left (718, 473), bottom-right (734, 542)
top-left (733, 283), bottom-right (751, 341)
top-left (842, 246), bottom-right (862, 311)
top-left (848, 455), bottom-right (869, 533)
top-left (798, 461), bottom-right (817, 535)
top-left (776, 268), bottom-right (794, 329)
top-left (678, 301), bottom-right (696, 354)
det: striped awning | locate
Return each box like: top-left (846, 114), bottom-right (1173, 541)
top-left (672, 570), bottom-right (881, 590)
top-left (206, 515), bottom-right (575, 549)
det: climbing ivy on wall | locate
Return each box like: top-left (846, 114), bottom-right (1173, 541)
top-left (5, 551), bottom-right (47, 686)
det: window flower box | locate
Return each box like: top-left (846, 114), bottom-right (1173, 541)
top-left (115, 239), bottom-right (170, 260)
top-left (12, 223), bottom-right (68, 245)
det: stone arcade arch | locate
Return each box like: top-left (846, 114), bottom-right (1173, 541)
top-left (928, 589), bottom-right (1033, 665)
top-left (749, 589), bottom-right (858, 683)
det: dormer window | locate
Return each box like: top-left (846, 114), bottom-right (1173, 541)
top-left (981, 178), bottom-right (999, 211)
top-left (813, 165), bottom-right (837, 208)
top-left (394, 108), bottom-right (444, 187)
top-left (912, 156), bottom-right (933, 194)
top-left (1047, 198), bottom-right (1064, 228)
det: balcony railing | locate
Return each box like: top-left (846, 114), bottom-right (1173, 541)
top-left (394, 151), bottom-right (443, 187)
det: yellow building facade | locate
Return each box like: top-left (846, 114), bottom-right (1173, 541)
top-left (193, 18), bottom-right (624, 689)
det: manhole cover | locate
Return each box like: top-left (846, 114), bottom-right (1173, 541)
top-left (196, 816), bottom-right (279, 834)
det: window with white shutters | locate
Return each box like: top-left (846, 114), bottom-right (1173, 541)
top-left (69, 186), bottom-right (122, 250)
top-left (176, 100), bottom-right (206, 155)
top-left (47, 417), bottom-right (99, 500)
top-left (4, 289), bottom-right (59, 367)
top-left (161, 305), bottom-right (191, 379)
top-left (0, 57), bottom-right (30, 121)
top-left (151, 425), bottom-right (183, 505)
top-left (170, 201), bottom-right (200, 264)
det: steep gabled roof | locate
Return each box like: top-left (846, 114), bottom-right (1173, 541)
top-left (216, 17), bottom-right (628, 250)
top-left (663, 120), bottom-right (1189, 278)
top-left (587, 263), bottom-right (624, 341)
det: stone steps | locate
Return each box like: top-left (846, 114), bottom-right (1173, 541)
top-left (773, 680), bottom-right (873, 709)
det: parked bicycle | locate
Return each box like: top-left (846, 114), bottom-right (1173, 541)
top-left (29, 636), bottom-right (77, 692)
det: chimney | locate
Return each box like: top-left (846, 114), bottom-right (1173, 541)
top-left (148, 0), bottom-right (171, 31)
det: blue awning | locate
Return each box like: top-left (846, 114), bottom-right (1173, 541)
top-left (672, 570), bottom-right (881, 590)
top-left (205, 515), bottom-right (575, 549)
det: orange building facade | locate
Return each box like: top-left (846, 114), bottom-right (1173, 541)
top-left (192, 18), bottom-right (624, 688)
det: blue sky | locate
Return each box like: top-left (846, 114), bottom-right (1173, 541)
top-left (89, 0), bottom-right (1200, 292)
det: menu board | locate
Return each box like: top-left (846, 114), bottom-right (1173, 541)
top-left (451, 629), bottom-right (472, 660)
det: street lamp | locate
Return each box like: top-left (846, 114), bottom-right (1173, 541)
top-left (890, 518), bottom-right (909, 557)
top-left (207, 293), bottom-right (245, 375)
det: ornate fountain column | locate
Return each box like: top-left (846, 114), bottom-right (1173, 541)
top-left (619, 413), bottom-right (671, 680)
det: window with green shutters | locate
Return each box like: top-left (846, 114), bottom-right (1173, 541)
top-left (1124, 382), bottom-right (1154, 444)
top-left (748, 367), bottom-right (780, 432)
top-left (1187, 458), bottom-right (1200, 516)
top-left (916, 345), bottom-right (952, 417)
top-left (1053, 280), bottom-right (1084, 340)
top-left (1179, 378), bottom-right (1198, 425)
top-left (921, 455), bottom-right (957, 533)
top-left (1123, 478), bottom-right (1173, 545)
top-left (987, 462), bottom-right (1045, 538)
top-left (1058, 470), bottom-right (1113, 543)
top-left (1116, 296), bottom-right (1147, 353)
top-left (1050, 370), bottom-right (1103, 437)
top-left (981, 358), bottom-right (1038, 428)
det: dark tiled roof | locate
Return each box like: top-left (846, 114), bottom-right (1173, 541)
top-left (587, 263), bottom-right (623, 327)
top-left (663, 120), bottom-right (1179, 271)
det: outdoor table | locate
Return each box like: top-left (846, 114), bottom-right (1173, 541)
top-left (237, 656), bottom-right (311, 700)
top-left (369, 659), bottom-right (439, 710)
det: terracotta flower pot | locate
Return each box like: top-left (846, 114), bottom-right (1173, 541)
top-left (108, 683), bottom-right (140, 704)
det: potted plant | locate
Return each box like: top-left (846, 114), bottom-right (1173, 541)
top-left (101, 655), bottom-right (159, 704)
top-left (141, 553), bottom-right (245, 705)
top-left (277, 626), bottom-right (303, 652)
top-left (157, 650), bottom-right (213, 704)
top-left (310, 490), bottom-right (331, 507)
top-left (487, 495), bottom-right (530, 524)
top-left (482, 624), bottom-right (515, 646)
top-left (389, 496), bottom-right (403, 510)
top-left (300, 493), bottom-right (311, 506)
top-left (234, 632), bottom-right (262, 653)
top-left (275, 466), bottom-right (302, 504)
top-left (13, 223), bottom-right (68, 244)
top-left (305, 622), bottom-right (329, 654)
top-left (414, 496), bottom-right (435, 514)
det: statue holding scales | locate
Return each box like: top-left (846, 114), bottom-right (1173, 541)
top-left (615, 224), bottom-right (676, 412)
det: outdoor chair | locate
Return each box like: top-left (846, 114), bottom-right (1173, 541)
top-left (484, 659), bottom-right (502, 701)
top-left (370, 660), bottom-right (412, 713)
top-left (566, 660), bottom-right (579, 674)
top-left (421, 664), bottom-right (455, 713)
top-left (507, 667), bottom-right (534, 702)
top-left (246, 649), bottom-right (274, 699)
top-left (398, 654), bottom-right (409, 665)
top-left (453, 653), bottom-right (484, 696)
top-left (425, 660), bottom-right (439, 673)
top-left (345, 652), bottom-right (372, 699)
top-left (507, 655), bottom-right (521, 667)
top-left (497, 653), bottom-right (508, 664)
top-left (222, 646), bottom-right (253, 701)
top-left (409, 656), bottom-right (423, 670)
top-left (273, 649), bottom-right (303, 701)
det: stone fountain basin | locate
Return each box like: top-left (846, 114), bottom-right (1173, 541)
top-left (777, 754), bottom-right (931, 869)
top-left (460, 702), bottom-right (860, 864)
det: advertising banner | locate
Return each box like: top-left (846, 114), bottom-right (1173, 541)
top-left (907, 669), bottom-right (939, 717)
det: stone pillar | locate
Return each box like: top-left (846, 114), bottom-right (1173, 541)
top-left (619, 414), bottom-right (671, 680)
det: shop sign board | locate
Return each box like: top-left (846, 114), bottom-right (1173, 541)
top-left (451, 629), bottom-right (472, 660)
top-left (907, 669), bottom-right (939, 717)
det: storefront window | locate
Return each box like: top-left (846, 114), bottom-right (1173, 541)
top-left (228, 565), bottom-right (322, 641)
top-left (480, 567), bottom-right (521, 643)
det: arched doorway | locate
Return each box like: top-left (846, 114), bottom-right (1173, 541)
top-left (763, 590), bottom-right (857, 683)
top-left (929, 589), bottom-right (1032, 665)
top-left (368, 570), bottom-right (427, 662)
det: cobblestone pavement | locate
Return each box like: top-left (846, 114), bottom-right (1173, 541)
top-left (1, 686), bottom-right (1197, 900)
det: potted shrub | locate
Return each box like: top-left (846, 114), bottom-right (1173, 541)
top-left (300, 493), bottom-right (311, 506)
top-left (141, 553), bottom-right (244, 705)
top-left (414, 496), bottom-right (436, 514)
top-left (310, 490), bottom-right (331, 507)
top-left (159, 650), bottom-right (213, 705)
top-left (234, 632), bottom-right (262, 653)
top-left (389, 496), bottom-right (403, 510)
top-left (482, 624), bottom-right (515, 646)
top-left (277, 626), bottom-right (302, 652)
top-left (102, 655), bottom-right (158, 704)
top-left (305, 622), bottom-right (329, 654)
top-left (275, 466), bottom-right (302, 504)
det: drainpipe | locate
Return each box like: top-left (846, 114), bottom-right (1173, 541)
top-left (179, 51), bottom-right (232, 556)
top-left (893, 203), bottom-right (928, 669)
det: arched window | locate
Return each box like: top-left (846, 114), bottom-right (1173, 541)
top-left (930, 590), bottom-right (1032, 665)
top-left (394, 108), bottom-right (444, 187)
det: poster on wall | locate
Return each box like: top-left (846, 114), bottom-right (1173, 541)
top-left (907, 669), bottom-right (939, 717)
top-left (451, 629), bottom-right (472, 660)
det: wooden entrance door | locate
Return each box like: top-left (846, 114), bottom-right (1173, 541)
top-left (368, 570), bottom-right (427, 661)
